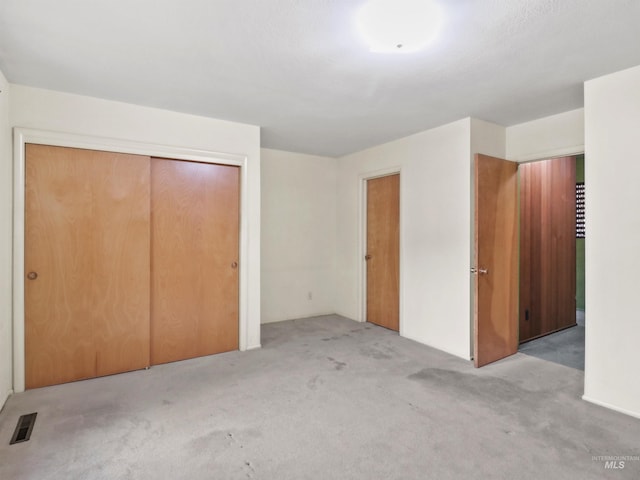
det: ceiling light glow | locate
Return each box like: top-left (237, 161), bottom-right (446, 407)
top-left (356, 0), bottom-right (444, 53)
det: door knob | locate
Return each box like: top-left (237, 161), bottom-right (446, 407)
top-left (231, 261), bottom-right (238, 269)
top-left (365, 254), bottom-right (372, 261)
top-left (27, 272), bottom-right (38, 280)
top-left (471, 268), bottom-right (488, 275)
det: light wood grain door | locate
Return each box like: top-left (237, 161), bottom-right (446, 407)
top-left (366, 174), bottom-right (400, 331)
top-left (150, 158), bottom-right (240, 365)
top-left (474, 154), bottom-right (518, 367)
top-left (25, 144), bottom-right (151, 389)
top-left (519, 157), bottom-right (576, 342)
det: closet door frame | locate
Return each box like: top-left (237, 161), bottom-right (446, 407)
top-left (12, 128), bottom-right (250, 393)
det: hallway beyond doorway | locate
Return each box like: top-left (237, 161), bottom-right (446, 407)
top-left (519, 311), bottom-right (585, 370)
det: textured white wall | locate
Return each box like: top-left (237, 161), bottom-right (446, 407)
top-left (471, 119), bottom-right (506, 160)
top-left (506, 108), bottom-right (584, 161)
top-left (0, 71), bottom-right (12, 408)
top-left (6, 85), bottom-right (261, 397)
top-left (261, 148), bottom-right (337, 323)
top-left (336, 119), bottom-right (473, 359)
top-left (583, 65), bottom-right (640, 418)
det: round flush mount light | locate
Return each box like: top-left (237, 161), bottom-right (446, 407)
top-left (356, 0), bottom-right (444, 54)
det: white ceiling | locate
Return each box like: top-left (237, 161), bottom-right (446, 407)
top-left (1, 0), bottom-right (639, 157)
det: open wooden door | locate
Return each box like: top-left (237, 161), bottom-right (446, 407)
top-left (473, 154), bottom-right (518, 367)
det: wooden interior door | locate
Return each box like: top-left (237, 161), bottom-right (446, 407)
top-left (151, 158), bottom-right (240, 365)
top-left (474, 154), bottom-right (518, 367)
top-left (366, 174), bottom-right (400, 331)
top-left (519, 157), bottom-right (576, 342)
top-left (25, 144), bottom-right (151, 389)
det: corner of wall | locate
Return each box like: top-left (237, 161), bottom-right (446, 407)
top-left (506, 109), bottom-right (585, 162)
top-left (0, 72), bottom-right (13, 410)
top-left (260, 148), bottom-right (339, 323)
top-left (470, 118), bottom-right (506, 159)
top-left (583, 64), bottom-right (640, 418)
top-left (1, 389), bottom-right (13, 412)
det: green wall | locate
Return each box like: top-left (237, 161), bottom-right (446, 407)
top-left (576, 155), bottom-right (585, 310)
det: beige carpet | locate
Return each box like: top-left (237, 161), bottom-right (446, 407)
top-left (0, 315), bottom-right (638, 479)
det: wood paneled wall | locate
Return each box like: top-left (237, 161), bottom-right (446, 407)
top-left (519, 156), bottom-right (576, 343)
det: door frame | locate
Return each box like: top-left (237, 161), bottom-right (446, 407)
top-left (471, 146), bottom-right (585, 363)
top-left (517, 154), bottom-right (580, 344)
top-left (358, 167), bottom-right (403, 334)
top-left (13, 128), bottom-right (250, 393)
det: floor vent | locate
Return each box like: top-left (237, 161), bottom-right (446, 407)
top-left (10, 412), bottom-right (37, 445)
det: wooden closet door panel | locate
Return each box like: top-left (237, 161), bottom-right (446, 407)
top-left (151, 159), bottom-right (239, 365)
top-left (92, 155), bottom-right (151, 377)
top-left (25, 145), bottom-right (151, 389)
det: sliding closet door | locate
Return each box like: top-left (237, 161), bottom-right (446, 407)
top-left (25, 145), bottom-right (151, 389)
top-left (151, 158), bottom-right (240, 365)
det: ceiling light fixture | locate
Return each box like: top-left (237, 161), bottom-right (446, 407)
top-left (356, 0), bottom-right (444, 54)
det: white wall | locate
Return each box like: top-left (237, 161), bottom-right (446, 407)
top-left (506, 108), bottom-right (584, 161)
top-left (471, 119), bottom-right (507, 160)
top-left (6, 85), bottom-right (261, 395)
top-left (0, 72), bottom-right (12, 409)
top-left (583, 65), bottom-right (640, 418)
top-left (336, 119), bottom-right (473, 359)
top-left (261, 148), bottom-right (337, 323)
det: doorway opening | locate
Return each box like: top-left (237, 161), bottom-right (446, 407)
top-left (517, 154), bottom-right (585, 370)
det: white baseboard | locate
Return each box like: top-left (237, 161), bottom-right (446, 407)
top-left (582, 395), bottom-right (640, 419)
top-left (260, 312), bottom-right (340, 325)
top-left (400, 332), bottom-right (471, 361)
top-left (1, 389), bottom-right (13, 413)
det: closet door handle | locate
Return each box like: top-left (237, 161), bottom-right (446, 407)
top-left (231, 261), bottom-right (238, 269)
top-left (27, 271), bottom-right (38, 280)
